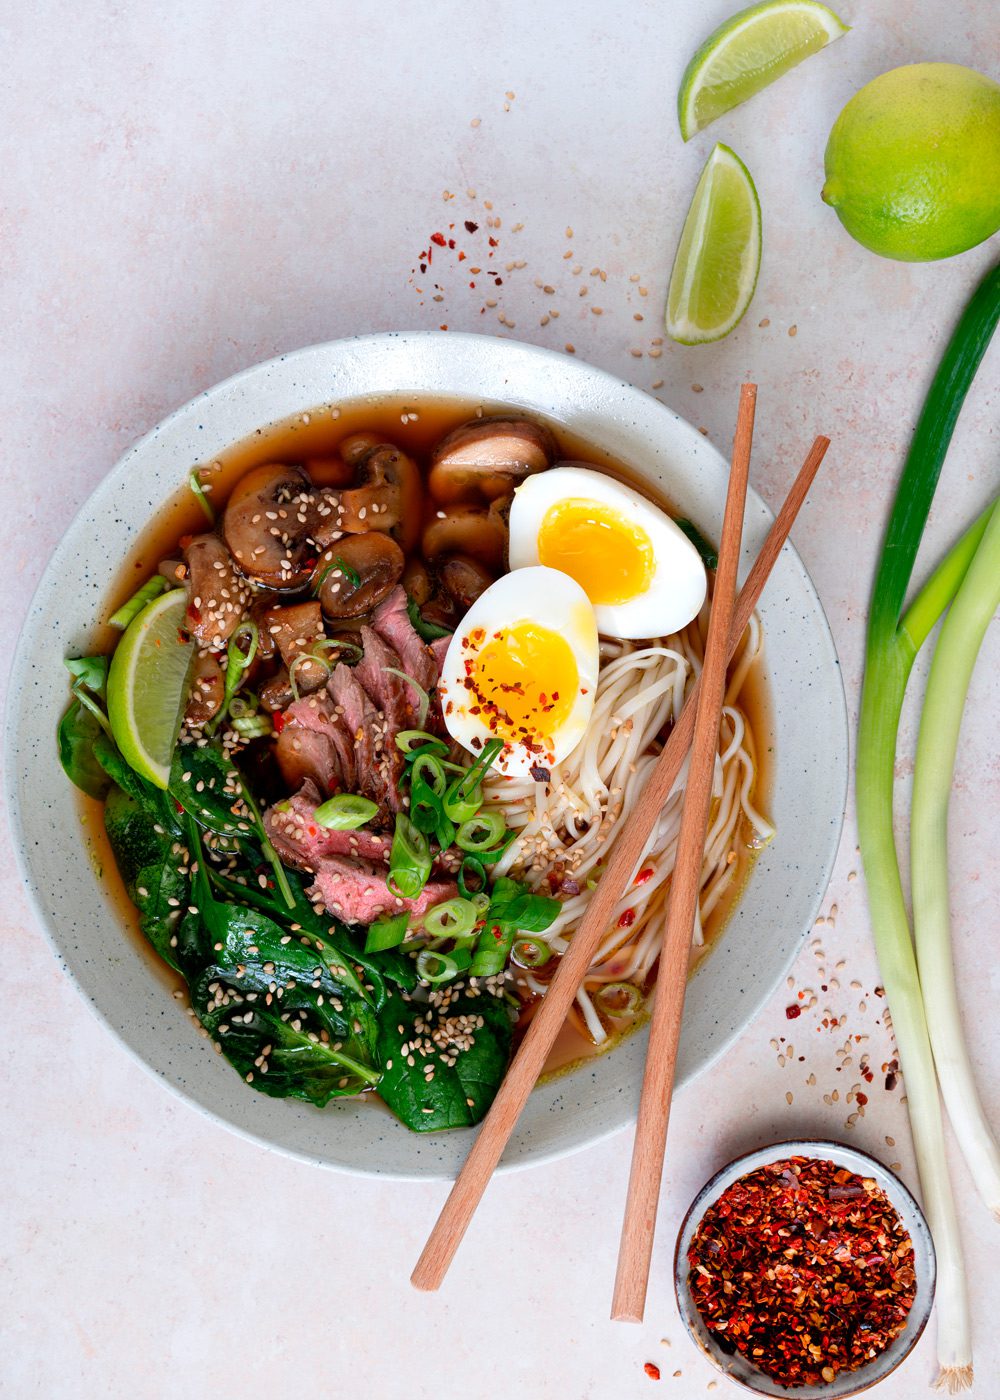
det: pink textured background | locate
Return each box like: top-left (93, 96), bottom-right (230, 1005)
top-left (2, 2), bottom-right (997, 1397)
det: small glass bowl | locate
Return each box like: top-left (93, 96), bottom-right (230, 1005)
top-left (673, 1139), bottom-right (936, 1397)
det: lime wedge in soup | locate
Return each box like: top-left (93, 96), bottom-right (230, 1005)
top-left (678, 0), bottom-right (849, 141)
top-left (107, 588), bottom-right (195, 788)
top-left (666, 143), bottom-right (761, 346)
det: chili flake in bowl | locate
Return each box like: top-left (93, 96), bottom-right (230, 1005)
top-left (673, 1141), bottom-right (936, 1396)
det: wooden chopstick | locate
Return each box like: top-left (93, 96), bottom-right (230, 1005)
top-left (610, 384), bottom-right (755, 1322)
top-left (411, 419), bottom-right (831, 1295)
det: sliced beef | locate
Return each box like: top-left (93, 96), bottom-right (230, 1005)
top-left (265, 781), bottom-right (392, 867)
top-left (329, 662), bottom-right (399, 815)
top-left (310, 861), bottom-right (458, 926)
top-left (284, 687), bottom-right (357, 792)
top-left (371, 587), bottom-right (440, 693)
top-left (430, 634), bottom-right (452, 675)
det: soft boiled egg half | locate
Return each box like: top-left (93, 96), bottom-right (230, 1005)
top-left (439, 565), bottom-right (599, 777)
top-left (508, 465), bottom-right (707, 639)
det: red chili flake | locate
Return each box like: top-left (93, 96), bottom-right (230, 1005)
top-left (643, 1362), bottom-right (661, 1381)
top-left (447, 237), bottom-right (456, 250)
top-left (429, 232), bottom-right (447, 247)
top-left (785, 1003), bottom-right (801, 1020)
top-left (271, 710), bottom-right (286, 734)
top-left (458, 251), bottom-right (467, 261)
top-left (174, 799), bottom-right (184, 813)
top-left (618, 909), bottom-right (635, 928)
top-left (856, 1090), bottom-right (868, 1106)
top-left (634, 867), bottom-right (653, 886)
top-left (687, 1156), bottom-right (916, 1388)
top-left (464, 220), bottom-right (478, 233)
top-left (488, 236), bottom-right (498, 247)
top-left (529, 763), bottom-right (551, 783)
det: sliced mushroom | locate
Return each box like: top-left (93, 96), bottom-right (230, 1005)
top-left (222, 463), bottom-right (317, 591)
top-left (428, 416), bottom-right (556, 504)
top-left (315, 532), bottom-right (405, 620)
top-left (247, 591), bottom-right (281, 662)
top-left (402, 557), bottom-right (432, 607)
top-left (303, 456), bottom-right (356, 488)
top-left (438, 554), bottom-right (495, 611)
top-left (312, 445), bottom-right (423, 554)
top-left (184, 651), bottom-right (225, 728)
top-left (159, 557), bottom-right (188, 586)
top-left (421, 503), bottom-right (507, 571)
top-left (339, 431), bottom-right (383, 465)
top-left (261, 601), bottom-right (329, 695)
top-left (259, 667), bottom-right (295, 713)
top-left (183, 534), bottom-right (252, 648)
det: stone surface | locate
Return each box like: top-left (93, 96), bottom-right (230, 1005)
top-left (1, 2), bottom-right (997, 1396)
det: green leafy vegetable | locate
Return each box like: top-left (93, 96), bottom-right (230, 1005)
top-left (65, 655), bottom-right (109, 696)
top-left (58, 701), bottom-right (112, 799)
top-left (469, 876), bottom-right (560, 977)
top-left (405, 594), bottom-right (452, 642)
top-left (856, 260), bottom-right (1000, 1388)
top-left (376, 986), bottom-right (513, 1131)
top-left (675, 517), bottom-right (718, 569)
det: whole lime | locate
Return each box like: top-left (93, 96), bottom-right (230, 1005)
top-left (822, 62), bottom-right (1000, 261)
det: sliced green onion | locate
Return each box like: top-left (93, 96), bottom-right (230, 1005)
top-left (384, 667), bottom-right (431, 728)
top-left (455, 810), bottom-right (506, 852)
top-left (457, 855), bottom-right (487, 900)
top-left (443, 737), bottom-right (503, 822)
top-left (108, 575), bottom-right (169, 630)
top-left (231, 714), bottom-right (273, 740)
top-left (469, 922), bottom-right (515, 978)
top-left (336, 555), bottom-right (361, 588)
top-left (314, 793), bottom-right (379, 830)
top-left (208, 620), bottom-right (259, 736)
top-left (396, 729), bottom-right (449, 757)
top-left (410, 752), bottom-right (448, 793)
top-left (228, 693), bottom-right (258, 720)
top-left (416, 949), bottom-right (466, 985)
top-left (470, 891), bottom-right (490, 917)
top-left (423, 897), bottom-right (478, 941)
top-left (595, 981), bottom-right (642, 1017)
top-left (365, 912), bottom-right (409, 953)
top-left (387, 814), bottom-right (432, 900)
top-left (189, 467), bottom-right (215, 523)
top-left (511, 935), bottom-right (552, 969)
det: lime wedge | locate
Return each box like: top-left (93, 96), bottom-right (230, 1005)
top-left (666, 144), bottom-right (761, 346)
top-left (107, 588), bottom-right (195, 788)
top-left (678, 0), bottom-right (848, 141)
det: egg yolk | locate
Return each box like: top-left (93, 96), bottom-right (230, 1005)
top-left (468, 621), bottom-right (578, 750)
top-left (536, 498), bottom-right (655, 606)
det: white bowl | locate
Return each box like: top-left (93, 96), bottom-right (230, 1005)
top-left (6, 332), bottom-right (848, 1180)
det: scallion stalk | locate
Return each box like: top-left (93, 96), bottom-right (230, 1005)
top-left (857, 261), bottom-right (1000, 1391)
top-left (387, 814), bottom-right (432, 900)
top-left (314, 793), bottom-right (379, 830)
top-left (912, 501), bottom-right (1000, 1218)
top-left (188, 468), bottom-right (215, 524)
top-left (108, 575), bottom-right (169, 630)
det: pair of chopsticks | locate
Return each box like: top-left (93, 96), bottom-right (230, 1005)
top-left (413, 386), bottom-right (830, 1317)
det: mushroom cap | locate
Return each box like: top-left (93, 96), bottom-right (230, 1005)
top-left (313, 445), bottom-right (423, 554)
top-left (315, 531), bottom-right (405, 620)
top-left (428, 416), bottom-right (556, 505)
top-left (421, 502), bottom-right (508, 571)
top-left (437, 553), bottom-right (494, 611)
top-left (183, 533), bottom-right (252, 648)
top-left (222, 463), bottom-right (317, 591)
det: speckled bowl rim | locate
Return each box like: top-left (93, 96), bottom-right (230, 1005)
top-left (5, 331), bottom-right (848, 1179)
top-left (673, 1138), bottom-right (936, 1397)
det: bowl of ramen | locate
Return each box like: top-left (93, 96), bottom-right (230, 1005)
top-left (7, 332), bottom-right (848, 1178)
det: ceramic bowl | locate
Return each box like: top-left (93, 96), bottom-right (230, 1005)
top-left (6, 332), bottom-right (848, 1179)
top-left (674, 1139), bottom-right (936, 1396)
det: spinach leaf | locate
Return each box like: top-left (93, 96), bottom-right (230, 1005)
top-left (376, 985), bottom-right (513, 1131)
top-left (188, 901), bottom-right (381, 1104)
top-left (675, 518), bottom-right (719, 570)
top-left (103, 785), bottom-right (200, 973)
top-left (169, 743), bottom-right (251, 838)
top-left (93, 732), bottom-right (182, 836)
top-left (58, 700), bottom-right (112, 799)
top-left (405, 594), bottom-right (452, 642)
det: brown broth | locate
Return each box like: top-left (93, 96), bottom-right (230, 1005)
top-left (81, 390), bottom-right (773, 1083)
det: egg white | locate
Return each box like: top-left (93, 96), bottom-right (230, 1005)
top-left (508, 465), bottom-right (707, 639)
top-left (438, 565), bottom-right (599, 778)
